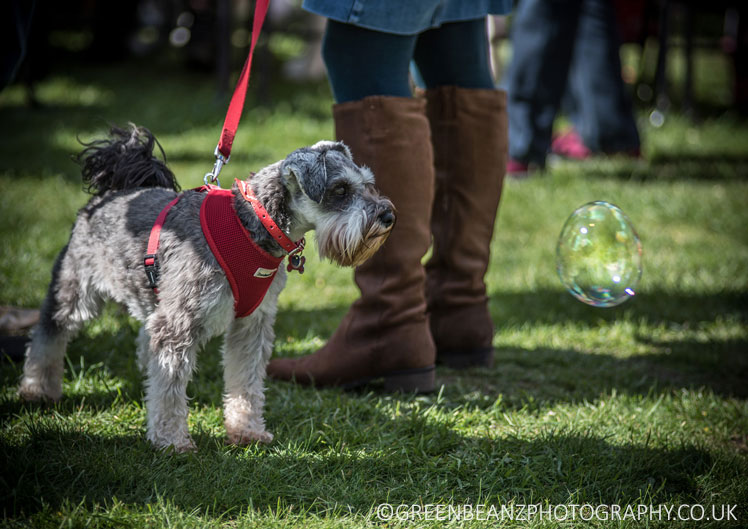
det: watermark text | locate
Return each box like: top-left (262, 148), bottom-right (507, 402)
top-left (372, 503), bottom-right (738, 523)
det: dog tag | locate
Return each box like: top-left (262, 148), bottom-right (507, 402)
top-left (287, 254), bottom-right (306, 274)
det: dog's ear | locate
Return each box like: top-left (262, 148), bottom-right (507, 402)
top-left (310, 140), bottom-right (353, 161)
top-left (282, 149), bottom-right (327, 204)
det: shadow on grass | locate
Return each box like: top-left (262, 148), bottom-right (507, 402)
top-left (650, 152), bottom-right (748, 166)
top-left (450, 288), bottom-right (748, 404)
top-left (487, 289), bottom-right (747, 328)
top-left (551, 147), bottom-right (748, 182)
top-left (0, 409), bottom-right (721, 521)
top-left (644, 156), bottom-right (748, 182)
top-left (439, 336), bottom-right (748, 412)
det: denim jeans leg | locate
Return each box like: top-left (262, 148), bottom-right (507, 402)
top-left (566, 0), bottom-right (640, 153)
top-left (505, 0), bottom-right (583, 166)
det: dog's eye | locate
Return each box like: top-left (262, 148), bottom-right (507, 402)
top-left (332, 184), bottom-right (348, 197)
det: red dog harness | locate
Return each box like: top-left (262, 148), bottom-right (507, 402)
top-left (200, 187), bottom-right (283, 317)
top-left (144, 182), bottom-right (304, 318)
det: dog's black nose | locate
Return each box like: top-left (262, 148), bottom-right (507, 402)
top-left (378, 209), bottom-right (395, 228)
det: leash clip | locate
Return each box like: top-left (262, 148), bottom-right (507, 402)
top-left (204, 146), bottom-right (229, 187)
top-left (144, 254), bottom-right (160, 290)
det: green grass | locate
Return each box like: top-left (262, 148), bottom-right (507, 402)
top-left (1, 49), bottom-right (747, 528)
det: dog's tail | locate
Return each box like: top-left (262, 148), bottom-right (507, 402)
top-left (76, 124), bottom-right (180, 195)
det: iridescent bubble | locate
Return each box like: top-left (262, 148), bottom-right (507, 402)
top-left (556, 201), bottom-right (642, 307)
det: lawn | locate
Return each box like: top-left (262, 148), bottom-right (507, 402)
top-left (1, 46), bottom-right (747, 528)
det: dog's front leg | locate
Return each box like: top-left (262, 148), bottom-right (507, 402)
top-left (222, 304), bottom-right (278, 445)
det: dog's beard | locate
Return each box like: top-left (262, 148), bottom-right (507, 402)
top-left (316, 210), bottom-right (392, 267)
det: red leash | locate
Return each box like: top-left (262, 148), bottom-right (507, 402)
top-left (205, 0), bottom-right (270, 186)
top-left (205, 0), bottom-right (305, 271)
top-left (144, 0), bottom-right (306, 299)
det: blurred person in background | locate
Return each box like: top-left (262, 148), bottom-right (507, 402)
top-left (504, 0), bottom-right (641, 176)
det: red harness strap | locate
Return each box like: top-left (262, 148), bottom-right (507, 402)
top-left (144, 197), bottom-right (179, 294)
top-left (144, 185), bottom-right (216, 295)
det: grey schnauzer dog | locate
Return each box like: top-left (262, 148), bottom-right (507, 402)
top-left (18, 125), bottom-right (395, 452)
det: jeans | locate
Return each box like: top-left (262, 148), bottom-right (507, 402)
top-left (504, 0), bottom-right (640, 165)
top-left (322, 18), bottom-right (495, 103)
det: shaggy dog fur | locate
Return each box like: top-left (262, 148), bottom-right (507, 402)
top-left (18, 125), bottom-right (395, 451)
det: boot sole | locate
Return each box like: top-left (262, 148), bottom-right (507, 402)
top-left (341, 365), bottom-right (436, 394)
top-left (437, 347), bottom-right (494, 369)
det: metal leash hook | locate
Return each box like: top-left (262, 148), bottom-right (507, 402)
top-left (204, 146), bottom-right (230, 187)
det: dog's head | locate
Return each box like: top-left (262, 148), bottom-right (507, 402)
top-left (280, 141), bottom-right (395, 267)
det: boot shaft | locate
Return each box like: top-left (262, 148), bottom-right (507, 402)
top-left (425, 86), bottom-right (508, 308)
top-left (333, 95), bottom-right (436, 327)
top-left (264, 95), bottom-right (438, 390)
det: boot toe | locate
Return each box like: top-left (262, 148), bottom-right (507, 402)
top-left (266, 357), bottom-right (309, 383)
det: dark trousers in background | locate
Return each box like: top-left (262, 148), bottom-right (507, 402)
top-left (505, 0), bottom-right (640, 165)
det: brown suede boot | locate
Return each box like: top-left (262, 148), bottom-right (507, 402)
top-left (424, 87), bottom-right (508, 368)
top-left (266, 96), bottom-right (436, 392)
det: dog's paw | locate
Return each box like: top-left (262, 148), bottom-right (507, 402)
top-left (226, 428), bottom-right (274, 445)
top-left (172, 439), bottom-right (198, 453)
top-left (17, 378), bottom-right (61, 402)
top-left (150, 437), bottom-right (197, 454)
top-left (148, 431), bottom-right (197, 453)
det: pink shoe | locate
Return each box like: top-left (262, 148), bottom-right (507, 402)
top-left (506, 158), bottom-right (531, 178)
top-left (551, 128), bottom-right (591, 160)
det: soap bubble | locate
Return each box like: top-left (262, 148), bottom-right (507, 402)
top-left (556, 201), bottom-right (642, 307)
